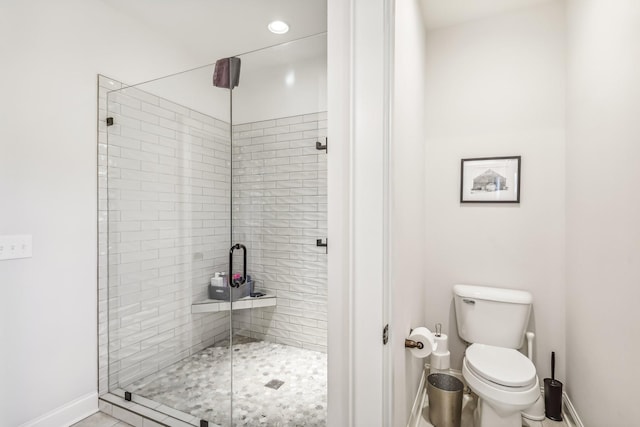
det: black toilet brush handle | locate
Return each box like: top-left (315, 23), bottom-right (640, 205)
top-left (551, 351), bottom-right (556, 381)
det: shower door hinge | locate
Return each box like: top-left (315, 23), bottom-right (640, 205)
top-left (315, 137), bottom-right (327, 153)
top-left (316, 238), bottom-right (328, 254)
top-left (200, 420), bottom-right (209, 427)
top-left (106, 117), bottom-right (114, 126)
top-left (124, 391), bottom-right (132, 401)
top-left (383, 324), bottom-right (389, 345)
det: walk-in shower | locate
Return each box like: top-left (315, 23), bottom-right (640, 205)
top-left (98, 32), bottom-right (327, 426)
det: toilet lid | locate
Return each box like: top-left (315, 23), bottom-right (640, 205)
top-left (466, 344), bottom-right (536, 387)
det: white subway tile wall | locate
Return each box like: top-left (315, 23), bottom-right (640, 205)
top-left (231, 114), bottom-right (328, 353)
top-left (99, 76), bottom-right (231, 392)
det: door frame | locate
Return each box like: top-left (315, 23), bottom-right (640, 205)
top-left (327, 0), bottom-right (394, 425)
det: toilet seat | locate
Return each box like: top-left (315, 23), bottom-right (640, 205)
top-left (463, 357), bottom-right (540, 409)
top-left (465, 344), bottom-right (536, 388)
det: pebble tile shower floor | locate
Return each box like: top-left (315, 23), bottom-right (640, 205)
top-left (127, 337), bottom-right (327, 426)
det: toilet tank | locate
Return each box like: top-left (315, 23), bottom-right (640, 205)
top-left (453, 284), bottom-right (532, 349)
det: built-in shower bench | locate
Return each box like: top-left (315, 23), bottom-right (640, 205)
top-left (191, 291), bottom-right (277, 313)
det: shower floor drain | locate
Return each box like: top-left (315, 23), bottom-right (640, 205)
top-left (265, 379), bottom-right (285, 390)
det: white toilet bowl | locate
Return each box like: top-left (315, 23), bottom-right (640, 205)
top-left (522, 381), bottom-right (546, 424)
top-left (462, 344), bottom-right (540, 427)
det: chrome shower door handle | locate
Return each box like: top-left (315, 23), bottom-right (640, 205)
top-left (229, 243), bottom-right (247, 288)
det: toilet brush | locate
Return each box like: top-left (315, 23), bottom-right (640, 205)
top-left (544, 351), bottom-right (563, 421)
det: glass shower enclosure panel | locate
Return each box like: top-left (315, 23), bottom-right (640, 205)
top-left (229, 34), bottom-right (328, 426)
top-left (102, 33), bottom-right (328, 427)
top-left (105, 64), bottom-right (234, 425)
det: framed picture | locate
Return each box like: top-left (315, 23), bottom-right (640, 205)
top-left (460, 156), bottom-right (521, 203)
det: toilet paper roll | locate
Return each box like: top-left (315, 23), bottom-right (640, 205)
top-left (430, 351), bottom-right (451, 370)
top-left (408, 327), bottom-right (438, 358)
top-left (433, 333), bottom-right (449, 354)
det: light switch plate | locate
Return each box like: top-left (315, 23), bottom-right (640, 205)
top-left (0, 235), bottom-right (33, 260)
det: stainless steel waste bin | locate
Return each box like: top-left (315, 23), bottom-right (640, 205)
top-left (427, 373), bottom-right (464, 427)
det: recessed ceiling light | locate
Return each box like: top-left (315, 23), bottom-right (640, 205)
top-left (268, 20), bottom-right (289, 34)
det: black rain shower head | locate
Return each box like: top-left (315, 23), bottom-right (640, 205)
top-left (213, 57), bottom-right (241, 89)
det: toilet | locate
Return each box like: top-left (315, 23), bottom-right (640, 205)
top-left (453, 284), bottom-right (541, 427)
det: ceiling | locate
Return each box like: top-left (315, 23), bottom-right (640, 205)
top-left (104, 0), bottom-right (327, 64)
top-left (104, 0), bottom-right (555, 68)
top-left (420, 0), bottom-right (555, 30)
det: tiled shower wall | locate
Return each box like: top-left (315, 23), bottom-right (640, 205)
top-left (98, 75), bottom-right (231, 392)
top-left (231, 113), bottom-right (328, 353)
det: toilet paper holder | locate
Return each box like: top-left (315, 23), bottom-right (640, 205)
top-left (406, 327), bottom-right (425, 349)
top-left (405, 338), bottom-right (424, 349)
top-left (406, 327), bottom-right (438, 358)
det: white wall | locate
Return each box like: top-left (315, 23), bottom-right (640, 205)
top-left (566, 0), bottom-right (640, 424)
top-left (234, 54), bottom-right (327, 124)
top-left (392, 1), bottom-right (428, 425)
top-left (0, 1), bottom-right (203, 425)
top-left (423, 1), bottom-right (566, 379)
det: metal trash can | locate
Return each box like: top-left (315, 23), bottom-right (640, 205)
top-left (427, 373), bottom-right (464, 427)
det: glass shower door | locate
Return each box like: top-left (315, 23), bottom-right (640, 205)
top-left (104, 64), bottom-right (235, 425)
top-left (228, 34), bottom-right (329, 426)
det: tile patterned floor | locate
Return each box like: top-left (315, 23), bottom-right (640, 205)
top-left (126, 337), bottom-right (327, 426)
top-left (71, 412), bottom-right (132, 427)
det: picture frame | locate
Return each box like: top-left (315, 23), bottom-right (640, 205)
top-left (460, 156), bottom-right (521, 203)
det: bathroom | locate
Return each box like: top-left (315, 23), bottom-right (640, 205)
top-left (1, 0), bottom-right (639, 427)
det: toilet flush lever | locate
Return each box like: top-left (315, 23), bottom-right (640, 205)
top-left (462, 298), bottom-right (476, 305)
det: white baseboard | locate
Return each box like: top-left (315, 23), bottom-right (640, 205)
top-left (19, 392), bottom-right (98, 427)
top-left (563, 392), bottom-right (584, 427)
